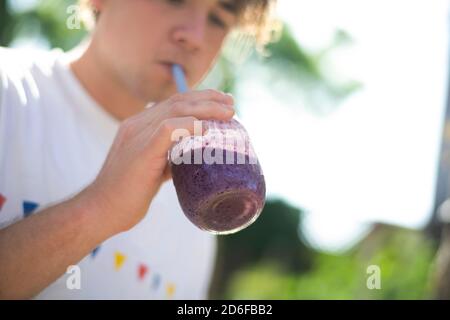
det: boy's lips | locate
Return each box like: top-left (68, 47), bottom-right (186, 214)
top-left (158, 61), bottom-right (187, 76)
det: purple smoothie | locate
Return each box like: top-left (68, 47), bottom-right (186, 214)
top-left (171, 147), bottom-right (266, 234)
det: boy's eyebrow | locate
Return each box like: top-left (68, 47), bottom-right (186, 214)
top-left (218, 0), bottom-right (238, 15)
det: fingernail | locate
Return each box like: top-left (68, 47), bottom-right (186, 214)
top-left (226, 93), bottom-right (234, 100)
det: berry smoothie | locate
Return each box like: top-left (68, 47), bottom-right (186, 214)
top-left (170, 120), bottom-right (266, 234)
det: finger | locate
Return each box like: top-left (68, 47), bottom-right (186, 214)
top-left (137, 90), bottom-right (234, 131)
top-left (145, 116), bottom-right (205, 159)
top-left (169, 89), bottom-right (234, 106)
top-left (170, 99), bottom-right (235, 121)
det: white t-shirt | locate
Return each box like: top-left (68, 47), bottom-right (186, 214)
top-left (0, 47), bottom-right (217, 299)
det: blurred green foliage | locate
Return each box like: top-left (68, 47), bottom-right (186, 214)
top-left (1, 0), bottom-right (86, 49)
top-left (226, 224), bottom-right (436, 299)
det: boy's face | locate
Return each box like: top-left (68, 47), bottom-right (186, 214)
top-left (92, 0), bottom-right (238, 102)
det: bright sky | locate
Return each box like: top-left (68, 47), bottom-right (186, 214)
top-left (236, 0), bottom-right (450, 251)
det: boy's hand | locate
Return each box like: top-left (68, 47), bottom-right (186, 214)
top-left (88, 89), bottom-right (235, 233)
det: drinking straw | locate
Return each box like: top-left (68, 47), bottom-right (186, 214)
top-left (172, 64), bottom-right (189, 93)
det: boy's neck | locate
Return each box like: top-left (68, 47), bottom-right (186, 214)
top-left (69, 41), bottom-right (146, 122)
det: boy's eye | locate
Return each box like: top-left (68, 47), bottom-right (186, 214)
top-left (167, 0), bottom-right (184, 5)
top-left (209, 14), bottom-right (227, 29)
top-left (165, 0), bottom-right (228, 29)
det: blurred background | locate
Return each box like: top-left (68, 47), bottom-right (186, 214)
top-left (2, 0), bottom-right (450, 299)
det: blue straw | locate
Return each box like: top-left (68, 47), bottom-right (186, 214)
top-left (172, 64), bottom-right (189, 93)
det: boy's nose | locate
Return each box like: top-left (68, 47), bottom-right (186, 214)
top-left (172, 13), bottom-right (208, 52)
